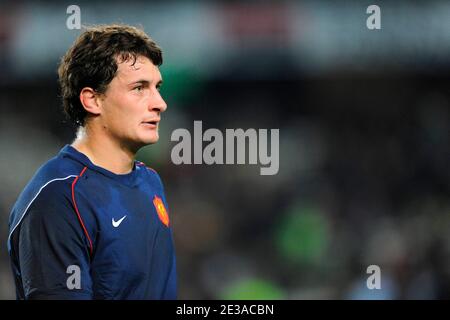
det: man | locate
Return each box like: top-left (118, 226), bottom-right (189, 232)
top-left (7, 24), bottom-right (176, 299)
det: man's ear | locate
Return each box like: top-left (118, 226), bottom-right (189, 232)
top-left (80, 87), bottom-right (102, 115)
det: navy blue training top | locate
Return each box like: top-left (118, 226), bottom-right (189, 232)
top-left (7, 145), bottom-right (176, 300)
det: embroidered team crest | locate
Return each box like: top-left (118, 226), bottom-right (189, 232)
top-left (153, 195), bottom-right (170, 227)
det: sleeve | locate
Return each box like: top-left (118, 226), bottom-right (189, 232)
top-left (162, 251), bottom-right (177, 299)
top-left (153, 172), bottom-right (177, 299)
top-left (144, 167), bottom-right (177, 298)
top-left (16, 184), bottom-right (93, 300)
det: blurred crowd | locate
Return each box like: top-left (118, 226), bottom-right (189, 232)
top-left (1, 71), bottom-right (448, 299)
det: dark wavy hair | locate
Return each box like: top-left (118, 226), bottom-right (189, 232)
top-left (58, 24), bottom-right (163, 126)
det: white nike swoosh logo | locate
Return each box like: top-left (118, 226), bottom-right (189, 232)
top-left (112, 215), bottom-right (127, 227)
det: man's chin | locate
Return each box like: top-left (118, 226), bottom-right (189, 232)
top-left (142, 134), bottom-right (159, 145)
top-left (126, 135), bottom-right (159, 153)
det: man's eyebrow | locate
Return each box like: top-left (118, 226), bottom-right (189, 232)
top-left (129, 80), bottom-right (149, 86)
top-left (128, 79), bottom-right (163, 87)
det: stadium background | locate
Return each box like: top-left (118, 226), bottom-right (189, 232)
top-left (0, 0), bottom-right (449, 299)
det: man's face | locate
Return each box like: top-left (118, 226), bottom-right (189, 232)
top-left (98, 55), bottom-right (167, 150)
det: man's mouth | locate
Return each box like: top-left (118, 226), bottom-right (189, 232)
top-left (142, 119), bottom-right (160, 128)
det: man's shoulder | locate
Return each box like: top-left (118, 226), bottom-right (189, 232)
top-left (136, 160), bottom-right (159, 174)
top-left (136, 161), bottom-right (163, 183)
top-left (10, 154), bottom-right (84, 220)
top-left (8, 152), bottom-right (85, 251)
top-left (22, 153), bottom-right (83, 196)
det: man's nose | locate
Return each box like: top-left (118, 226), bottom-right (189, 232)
top-left (149, 92), bottom-right (167, 113)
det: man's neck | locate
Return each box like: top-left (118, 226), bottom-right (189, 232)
top-left (71, 126), bottom-right (136, 175)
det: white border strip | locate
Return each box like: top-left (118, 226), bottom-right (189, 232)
top-left (7, 175), bottom-right (78, 252)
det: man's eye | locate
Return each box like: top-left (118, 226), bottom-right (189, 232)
top-left (133, 86), bottom-right (143, 92)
